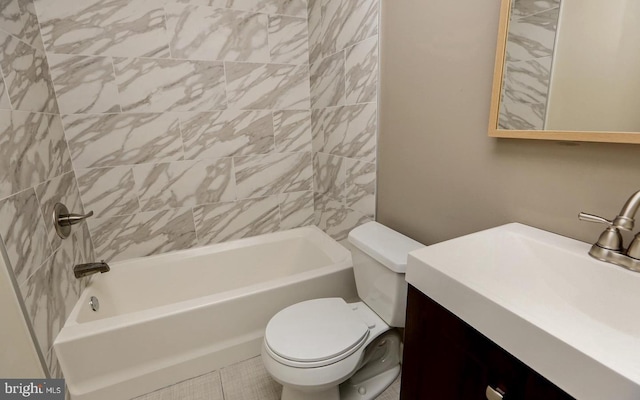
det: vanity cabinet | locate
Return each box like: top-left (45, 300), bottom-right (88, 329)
top-left (400, 285), bottom-right (574, 400)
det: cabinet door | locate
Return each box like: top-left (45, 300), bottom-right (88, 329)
top-left (400, 286), bottom-right (524, 399)
top-left (522, 372), bottom-right (575, 400)
top-left (400, 285), bottom-right (575, 400)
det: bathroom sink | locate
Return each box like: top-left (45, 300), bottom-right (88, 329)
top-left (406, 223), bottom-right (640, 400)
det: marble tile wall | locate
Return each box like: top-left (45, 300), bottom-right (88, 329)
top-left (32, 0), bottom-right (317, 261)
top-left (308, 0), bottom-right (379, 240)
top-left (0, 0), bottom-right (95, 378)
top-left (499, 0), bottom-right (560, 130)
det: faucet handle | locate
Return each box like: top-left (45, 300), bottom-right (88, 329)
top-left (579, 212), bottom-right (623, 252)
top-left (578, 212), bottom-right (613, 226)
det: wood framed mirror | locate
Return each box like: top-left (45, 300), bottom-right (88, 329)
top-left (489, 0), bottom-right (640, 144)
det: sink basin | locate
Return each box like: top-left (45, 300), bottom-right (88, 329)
top-left (406, 223), bottom-right (640, 400)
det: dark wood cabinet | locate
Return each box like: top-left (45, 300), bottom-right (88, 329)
top-left (400, 285), bottom-right (574, 400)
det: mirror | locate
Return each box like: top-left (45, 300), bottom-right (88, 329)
top-left (489, 0), bottom-right (640, 144)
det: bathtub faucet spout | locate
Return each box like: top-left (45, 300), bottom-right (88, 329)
top-left (74, 261), bottom-right (110, 279)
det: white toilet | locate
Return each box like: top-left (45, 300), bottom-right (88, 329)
top-left (261, 222), bottom-right (424, 400)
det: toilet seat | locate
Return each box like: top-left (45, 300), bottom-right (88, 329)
top-left (265, 298), bottom-right (370, 369)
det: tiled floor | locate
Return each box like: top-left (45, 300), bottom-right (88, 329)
top-left (133, 356), bottom-right (401, 400)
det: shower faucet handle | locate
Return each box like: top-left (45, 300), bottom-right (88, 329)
top-left (54, 203), bottom-right (94, 239)
top-left (58, 210), bottom-right (94, 227)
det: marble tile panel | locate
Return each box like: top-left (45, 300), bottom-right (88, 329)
top-left (307, 0), bottom-right (324, 64)
top-left (310, 51), bottom-right (345, 108)
top-left (133, 158), bottom-right (235, 211)
top-left (322, 0), bottom-right (378, 56)
top-left (19, 0), bottom-right (44, 49)
top-left (256, 0), bottom-right (307, 17)
top-left (0, 31), bottom-right (58, 113)
top-left (0, 188), bottom-right (51, 285)
top-left (345, 158), bottom-right (374, 218)
top-left (0, 1), bottom-right (22, 39)
top-left (76, 167), bottom-right (140, 218)
top-left (0, 75), bottom-right (10, 108)
top-left (279, 190), bottom-right (313, 229)
top-left (0, 111), bottom-right (72, 199)
top-left (506, 7), bottom-right (559, 62)
top-left (35, 171), bottom-right (83, 251)
top-left (74, 222), bottom-right (95, 292)
top-left (133, 370), bottom-right (224, 400)
top-left (64, 113), bottom-right (183, 169)
top-left (19, 229), bottom-right (85, 354)
top-left (34, 0), bottom-right (170, 58)
top-left (76, 222), bottom-right (95, 266)
top-left (47, 54), bottom-right (120, 114)
top-left (114, 57), bottom-right (227, 113)
top-left (268, 15), bottom-right (309, 65)
top-left (170, 0), bottom-right (307, 17)
top-left (169, 0), bottom-right (259, 11)
top-left (234, 152), bottom-right (312, 199)
top-left (310, 108), bottom-right (327, 152)
top-left (87, 208), bottom-right (196, 261)
top-left (345, 36), bottom-right (378, 104)
top-left (511, 0), bottom-right (560, 18)
top-left (225, 62), bottom-right (310, 110)
top-left (502, 57), bottom-right (551, 105)
top-left (313, 152), bottom-right (345, 199)
top-left (46, 348), bottom-right (62, 379)
top-left (314, 192), bottom-right (370, 241)
top-left (180, 110), bottom-right (274, 160)
top-left (498, 101), bottom-right (545, 130)
top-left (322, 103), bottom-right (376, 162)
top-left (0, 0), bottom-right (44, 49)
top-left (166, 4), bottom-right (269, 63)
top-left (220, 357), bottom-right (282, 400)
top-left (194, 196), bottom-right (280, 245)
top-left (273, 110), bottom-right (312, 153)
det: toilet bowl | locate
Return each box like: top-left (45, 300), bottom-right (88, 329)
top-left (261, 222), bottom-right (424, 400)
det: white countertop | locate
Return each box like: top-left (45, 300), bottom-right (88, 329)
top-left (406, 223), bottom-right (640, 400)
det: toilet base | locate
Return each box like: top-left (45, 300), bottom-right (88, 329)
top-left (282, 386), bottom-right (340, 400)
top-left (339, 365), bottom-right (400, 400)
top-left (339, 330), bottom-right (402, 400)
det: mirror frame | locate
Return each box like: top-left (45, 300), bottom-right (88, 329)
top-left (488, 0), bottom-right (640, 144)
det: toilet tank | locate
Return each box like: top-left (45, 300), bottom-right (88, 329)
top-left (347, 222), bottom-right (425, 327)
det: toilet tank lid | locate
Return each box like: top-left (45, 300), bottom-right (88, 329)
top-left (348, 221), bottom-right (425, 273)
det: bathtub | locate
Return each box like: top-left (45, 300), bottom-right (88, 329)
top-left (54, 226), bottom-right (357, 400)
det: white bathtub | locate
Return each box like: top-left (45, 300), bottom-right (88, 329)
top-left (54, 226), bottom-right (357, 400)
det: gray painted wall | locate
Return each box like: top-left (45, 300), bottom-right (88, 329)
top-left (377, 0), bottom-right (640, 247)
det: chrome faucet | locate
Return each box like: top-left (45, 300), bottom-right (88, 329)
top-left (74, 261), bottom-right (110, 279)
top-left (579, 189), bottom-right (640, 272)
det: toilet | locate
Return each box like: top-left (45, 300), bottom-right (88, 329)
top-left (261, 222), bottom-right (425, 400)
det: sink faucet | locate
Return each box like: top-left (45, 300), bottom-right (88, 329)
top-left (580, 189), bottom-right (640, 272)
top-left (74, 261), bottom-right (110, 279)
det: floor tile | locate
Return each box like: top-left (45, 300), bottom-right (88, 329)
top-left (377, 375), bottom-right (401, 400)
top-left (132, 370), bottom-right (223, 400)
top-left (220, 357), bottom-right (282, 400)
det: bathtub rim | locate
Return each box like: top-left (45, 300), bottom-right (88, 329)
top-left (55, 225), bottom-right (352, 343)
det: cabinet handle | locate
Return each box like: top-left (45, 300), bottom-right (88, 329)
top-left (486, 386), bottom-right (505, 400)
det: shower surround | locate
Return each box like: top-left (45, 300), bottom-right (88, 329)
top-left (33, 0), bottom-right (379, 261)
top-left (0, 0), bottom-right (379, 379)
top-left (309, 0), bottom-right (379, 240)
top-left (34, 0), bottom-right (315, 262)
top-left (0, 0), bottom-right (95, 379)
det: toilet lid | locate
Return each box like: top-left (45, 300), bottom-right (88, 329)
top-left (265, 298), bottom-right (369, 365)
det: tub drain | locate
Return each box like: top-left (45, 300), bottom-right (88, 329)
top-left (89, 296), bottom-right (100, 312)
